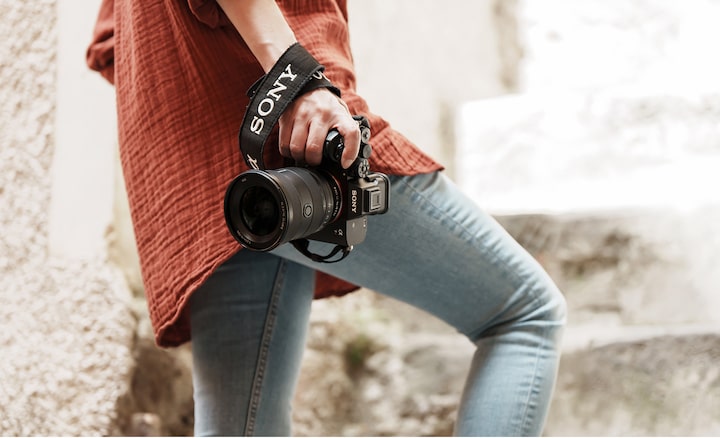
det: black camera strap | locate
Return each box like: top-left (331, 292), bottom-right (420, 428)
top-left (238, 42), bottom-right (340, 171)
top-left (290, 239), bottom-right (353, 263)
top-left (237, 43), bottom-right (351, 263)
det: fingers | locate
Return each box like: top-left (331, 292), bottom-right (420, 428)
top-left (336, 119), bottom-right (361, 169)
top-left (304, 123), bottom-right (326, 166)
top-left (277, 89), bottom-right (361, 169)
top-left (287, 120), bottom-right (320, 165)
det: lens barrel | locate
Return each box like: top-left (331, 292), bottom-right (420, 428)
top-left (224, 168), bottom-right (341, 251)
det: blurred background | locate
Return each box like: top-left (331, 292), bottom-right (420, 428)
top-left (1, 0), bottom-right (719, 435)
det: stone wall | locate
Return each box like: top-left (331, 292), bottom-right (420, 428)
top-left (0, 1), bottom-right (137, 435)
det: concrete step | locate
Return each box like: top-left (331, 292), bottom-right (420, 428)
top-left (495, 209), bottom-right (720, 328)
top-left (546, 331), bottom-right (720, 436)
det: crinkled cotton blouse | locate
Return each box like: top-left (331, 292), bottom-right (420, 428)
top-left (88, 0), bottom-right (442, 347)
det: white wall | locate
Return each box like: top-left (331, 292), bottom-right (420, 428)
top-left (348, 0), bottom-right (509, 174)
top-left (518, 0), bottom-right (720, 93)
top-left (49, 0), bottom-right (117, 259)
top-left (457, 0), bottom-right (720, 214)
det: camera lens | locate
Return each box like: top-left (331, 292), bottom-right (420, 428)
top-left (224, 168), bottom-right (341, 251)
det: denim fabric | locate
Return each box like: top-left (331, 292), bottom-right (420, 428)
top-left (190, 171), bottom-right (567, 436)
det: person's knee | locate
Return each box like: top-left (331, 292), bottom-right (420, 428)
top-left (542, 277), bottom-right (567, 323)
top-left (499, 271), bottom-right (567, 334)
top-left (466, 272), bottom-right (567, 345)
top-left (526, 273), bottom-right (567, 334)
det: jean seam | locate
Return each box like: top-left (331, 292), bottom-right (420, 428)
top-left (518, 323), bottom-right (548, 435)
top-left (244, 259), bottom-right (287, 436)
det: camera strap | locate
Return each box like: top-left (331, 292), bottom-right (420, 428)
top-left (238, 42), bottom-right (340, 171)
top-left (291, 239), bottom-right (353, 263)
top-left (237, 43), bottom-right (353, 263)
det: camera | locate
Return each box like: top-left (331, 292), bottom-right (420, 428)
top-left (224, 116), bottom-right (390, 252)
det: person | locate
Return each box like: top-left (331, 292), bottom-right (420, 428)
top-left (87, 0), bottom-right (567, 435)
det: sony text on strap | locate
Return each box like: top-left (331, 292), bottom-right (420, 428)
top-left (238, 42), bottom-right (340, 171)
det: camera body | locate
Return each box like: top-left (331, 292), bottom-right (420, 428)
top-left (224, 116), bottom-right (390, 252)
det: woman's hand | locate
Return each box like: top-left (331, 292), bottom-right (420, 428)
top-left (216, 0), bottom-right (360, 168)
top-left (278, 88), bottom-right (360, 169)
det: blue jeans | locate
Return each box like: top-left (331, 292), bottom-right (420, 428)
top-left (190, 171), bottom-right (566, 436)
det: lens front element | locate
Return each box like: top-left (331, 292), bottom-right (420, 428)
top-left (240, 186), bottom-right (280, 237)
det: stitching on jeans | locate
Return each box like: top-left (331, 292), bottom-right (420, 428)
top-left (244, 259), bottom-right (287, 436)
top-left (518, 323), bottom-right (552, 435)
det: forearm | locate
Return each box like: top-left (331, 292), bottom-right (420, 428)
top-left (216, 0), bottom-right (297, 72)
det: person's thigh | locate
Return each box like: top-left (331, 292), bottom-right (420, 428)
top-left (189, 250), bottom-right (315, 436)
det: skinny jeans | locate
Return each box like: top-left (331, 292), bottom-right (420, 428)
top-left (190, 171), bottom-right (567, 436)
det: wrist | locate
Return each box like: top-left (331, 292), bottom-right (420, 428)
top-left (255, 39), bottom-right (297, 72)
top-left (246, 43), bottom-right (341, 100)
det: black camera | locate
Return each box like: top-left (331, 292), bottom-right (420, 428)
top-left (224, 116), bottom-right (390, 253)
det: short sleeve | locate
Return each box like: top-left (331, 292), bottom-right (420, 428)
top-left (187, 0), bottom-right (232, 28)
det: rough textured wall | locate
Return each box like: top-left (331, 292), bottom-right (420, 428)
top-left (0, 2), bottom-right (137, 435)
top-left (0, 2), bottom-right (55, 262)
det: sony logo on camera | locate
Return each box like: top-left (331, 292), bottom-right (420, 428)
top-left (351, 189), bottom-right (358, 214)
